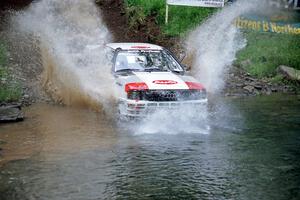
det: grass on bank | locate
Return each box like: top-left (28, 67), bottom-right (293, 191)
top-left (236, 31), bottom-right (300, 78)
top-left (0, 42), bottom-right (21, 103)
top-left (125, 0), bottom-right (216, 36)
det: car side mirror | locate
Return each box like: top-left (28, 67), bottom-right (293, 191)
top-left (105, 50), bottom-right (114, 62)
top-left (182, 64), bottom-right (190, 71)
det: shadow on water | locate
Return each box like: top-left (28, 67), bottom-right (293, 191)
top-left (0, 95), bottom-right (300, 200)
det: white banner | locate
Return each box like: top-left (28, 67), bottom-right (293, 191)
top-left (268, 0), bottom-right (300, 9)
top-left (167, 0), bottom-right (225, 8)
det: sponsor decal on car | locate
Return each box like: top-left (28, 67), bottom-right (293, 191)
top-left (152, 80), bottom-right (178, 85)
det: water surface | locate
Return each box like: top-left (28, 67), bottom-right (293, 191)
top-left (0, 95), bottom-right (299, 200)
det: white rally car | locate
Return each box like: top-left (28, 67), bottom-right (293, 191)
top-left (106, 43), bottom-right (207, 118)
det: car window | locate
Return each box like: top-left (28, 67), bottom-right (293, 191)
top-left (162, 51), bottom-right (184, 72)
top-left (114, 50), bottom-right (183, 72)
top-left (115, 52), bottom-right (145, 71)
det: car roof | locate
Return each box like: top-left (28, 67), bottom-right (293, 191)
top-left (106, 43), bottom-right (163, 51)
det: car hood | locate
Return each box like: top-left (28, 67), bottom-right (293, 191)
top-left (132, 72), bottom-right (189, 90)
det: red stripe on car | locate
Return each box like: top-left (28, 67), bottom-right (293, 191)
top-left (185, 82), bottom-right (205, 90)
top-left (131, 46), bottom-right (150, 49)
top-left (125, 82), bottom-right (148, 92)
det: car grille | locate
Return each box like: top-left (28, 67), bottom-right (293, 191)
top-left (128, 89), bottom-right (206, 101)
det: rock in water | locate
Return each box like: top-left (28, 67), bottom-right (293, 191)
top-left (277, 65), bottom-right (300, 81)
top-left (0, 105), bottom-right (24, 122)
top-left (243, 85), bottom-right (255, 93)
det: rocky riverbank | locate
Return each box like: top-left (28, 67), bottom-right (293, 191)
top-left (0, 29), bottom-right (52, 105)
top-left (0, 3), bottom-right (51, 122)
top-left (223, 66), bottom-right (298, 97)
top-left (0, 29), bottom-right (48, 122)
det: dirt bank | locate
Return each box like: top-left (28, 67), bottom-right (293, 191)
top-left (0, 10), bottom-right (52, 109)
top-left (97, 0), bottom-right (180, 51)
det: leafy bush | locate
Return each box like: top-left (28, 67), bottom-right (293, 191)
top-left (0, 42), bottom-right (21, 103)
top-left (125, 5), bottom-right (146, 29)
top-left (125, 0), bottom-right (216, 36)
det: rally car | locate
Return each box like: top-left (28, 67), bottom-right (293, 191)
top-left (106, 43), bottom-right (207, 117)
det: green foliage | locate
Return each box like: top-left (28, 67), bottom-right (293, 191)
top-left (0, 42), bottom-right (8, 81)
top-left (126, 0), bottom-right (164, 16)
top-left (125, 0), bottom-right (216, 36)
top-left (125, 5), bottom-right (146, 29)
top-left (162, 6), bottom-right (216, 36)
top-left (0, 43), bottom-right (7, 66)
top-left (0, 42), bottom-right (21, 103)
top-left (236, 31), bottom-right (300, 77)
top-left (0, 84), bottom-right (22, 102)
top-left (270, 74), bottom-right (284, 84)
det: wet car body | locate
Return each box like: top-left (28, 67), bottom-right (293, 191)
top-left (106, 43), bottom-right (207, 117)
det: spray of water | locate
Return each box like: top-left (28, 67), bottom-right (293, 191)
top-left (185, 0), bottom-right (264, 93)
top-left (13, 0), bottom-right (115, 112)
top-left (7, 0), bottom-right (272, 133)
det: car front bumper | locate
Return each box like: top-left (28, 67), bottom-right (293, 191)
top-left (118, 98), bottom-right (208, 117)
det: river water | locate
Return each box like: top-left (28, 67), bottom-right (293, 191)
top-left (0, 95), bottom-right (299, 200)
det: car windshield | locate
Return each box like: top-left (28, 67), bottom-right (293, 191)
top-left (114, 50), bottom-right (184, 72)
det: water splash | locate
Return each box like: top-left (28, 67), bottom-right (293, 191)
top-left (133, 0), bottom-right (266, 134)
top-left (132, 105), bottom-right (210, 135)
top-left (12, 0), bottom-right (115, 112)
top-left (185, 0), bottom-right (262, 93)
